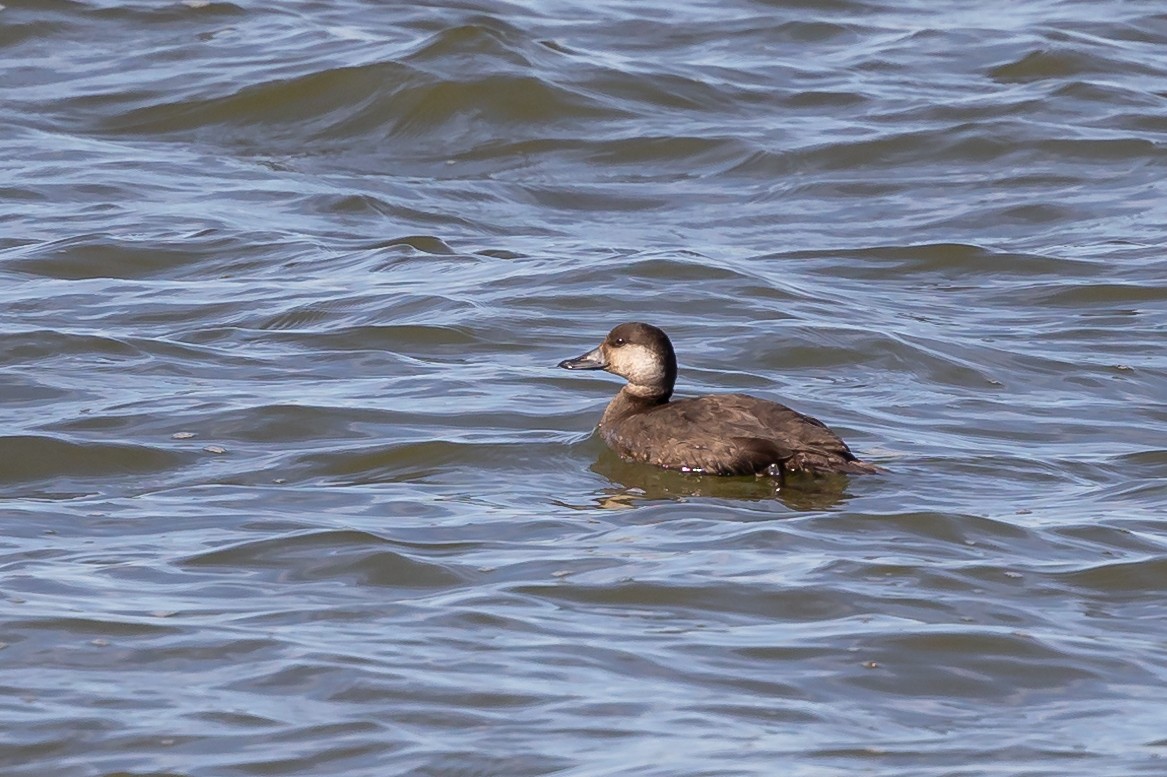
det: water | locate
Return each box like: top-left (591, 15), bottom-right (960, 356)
top-left (2, 1), bottom-right (1167, 775)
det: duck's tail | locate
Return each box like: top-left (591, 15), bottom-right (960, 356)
top-left (786, 449), bottom-right (882, 475)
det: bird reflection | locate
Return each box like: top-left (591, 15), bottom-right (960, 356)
top-left (588, 448), bottom-right (853, 511)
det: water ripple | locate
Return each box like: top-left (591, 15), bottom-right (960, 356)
top-left (3, 0), bottom-right (1167, 775)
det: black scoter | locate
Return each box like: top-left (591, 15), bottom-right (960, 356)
top-left (558, 322), bottom-right (877, 478)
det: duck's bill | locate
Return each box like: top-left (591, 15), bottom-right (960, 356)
top-left (557, 345), bottom-right (607, 370)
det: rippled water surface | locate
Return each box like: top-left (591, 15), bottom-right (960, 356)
top-left (3, 1), bottom-right (1167, 775)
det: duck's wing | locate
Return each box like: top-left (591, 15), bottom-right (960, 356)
top-left (667, 394), bottom-right (875, 475)
top-left (723, 394), bottom-right (879, 474)
top-left (600, 398), bottom-right (792, 475)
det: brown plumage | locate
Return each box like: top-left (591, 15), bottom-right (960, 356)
top-left (558, 322), bottom-right (878, 479)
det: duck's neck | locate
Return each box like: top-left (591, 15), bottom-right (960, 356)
top-left (599, 385), bottom-right (671, 428)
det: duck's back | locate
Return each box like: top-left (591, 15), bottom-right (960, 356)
top-left (600, 393), bottom-right (874, 476)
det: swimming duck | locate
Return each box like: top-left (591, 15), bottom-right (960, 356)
top-left (558, 322), bottom-right (877, 478)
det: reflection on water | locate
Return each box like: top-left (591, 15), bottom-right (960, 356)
top-left (589, 447), bottom-right (855, 511)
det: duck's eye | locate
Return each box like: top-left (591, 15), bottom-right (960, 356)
top-left (613, 337), bottom-right (626, 346)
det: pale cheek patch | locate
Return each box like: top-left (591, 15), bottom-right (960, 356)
top-left (612, 344), bottom-right (666, 386)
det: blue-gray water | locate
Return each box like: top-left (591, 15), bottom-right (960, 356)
top-left (3, 1), bottom-right (1167, 775)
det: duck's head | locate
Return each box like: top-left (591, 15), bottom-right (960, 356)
top-left (558, 321), bottom-right (677, 400)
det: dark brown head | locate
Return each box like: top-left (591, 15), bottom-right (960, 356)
top-left (557, 322), bottom-right (678, 400)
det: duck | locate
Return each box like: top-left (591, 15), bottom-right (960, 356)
top-left (558, 322), bottom-right (878, 479)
